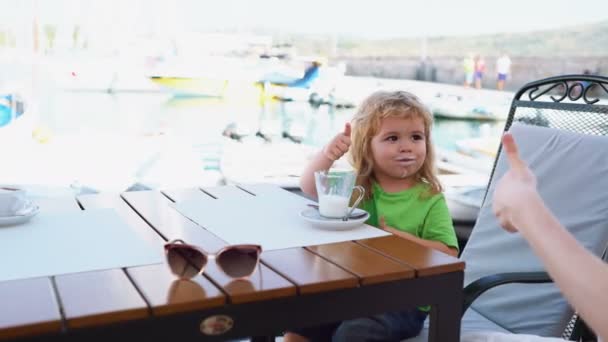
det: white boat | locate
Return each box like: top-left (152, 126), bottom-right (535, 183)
top-left (436, 147), bottom-right (494, 175)
top-left (445, 185), bottom-right (486, 223)
top-left (436, 154), bottom-right (491, 223)
top-left (454, 136), bottom-right (500, 159)
top-left (440, 174), bottom-right (488, 223)
top-left (266, 61), bottom-right (347, 104)
top-left (429, 92), bottom-right (510, 121)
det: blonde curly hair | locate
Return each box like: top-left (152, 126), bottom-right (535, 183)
top-left (348, 90), bottom-right (442, 199)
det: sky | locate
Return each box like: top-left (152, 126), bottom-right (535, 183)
top-left (2, 0), bottom-right (608, 39)
top-left (177, 0), bottom-right (608, 38)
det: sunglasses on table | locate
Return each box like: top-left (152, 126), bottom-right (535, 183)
top-left (164, 239), bottom-right (262, 280)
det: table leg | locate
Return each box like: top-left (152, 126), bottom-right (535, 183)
top-left (427, 272), bottom-right (463, 342)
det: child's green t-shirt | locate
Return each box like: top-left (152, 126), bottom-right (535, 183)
top-left (360, 182), bottom-right (459, 252)
top-left (360, 182), bottom-right (458, 312)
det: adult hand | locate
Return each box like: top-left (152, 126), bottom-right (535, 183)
top-left (492, 133), bottom-right (538, 233)
top-left (322, 123), bottom-right (351, 161)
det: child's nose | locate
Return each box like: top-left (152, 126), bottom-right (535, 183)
top-left (399, 141), bottom-right (412, 151)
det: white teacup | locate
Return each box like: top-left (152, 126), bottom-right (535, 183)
top-left (0, 186), bottom-right (28, 217)
top-left (314, 170), bottom-right (365, 219)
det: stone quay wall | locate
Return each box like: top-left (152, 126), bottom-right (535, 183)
top-left (341, 56), bottom-right (608, 91)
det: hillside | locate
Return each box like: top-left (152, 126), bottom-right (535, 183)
top-left (282, 20), bottom-right (608, 58)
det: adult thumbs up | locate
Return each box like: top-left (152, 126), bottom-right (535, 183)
top-left (502, 133), bottom-right (527, 174)
top-left (493, 132), bottom-right (538, 232)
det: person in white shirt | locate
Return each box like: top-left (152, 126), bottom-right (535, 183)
top-left (496, 54), bottom-right (512, 90)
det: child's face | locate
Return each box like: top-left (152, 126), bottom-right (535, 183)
top-left (370, 116), bottom-right (427, 185)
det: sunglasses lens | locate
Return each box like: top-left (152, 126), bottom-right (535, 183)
top-left (166, 245), bottom-right (207, 279)
top-left (217, 246), bottom-right (260, 278)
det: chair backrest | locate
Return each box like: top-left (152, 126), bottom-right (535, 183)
top-left (489, 74), bottom-right (608, 193)
top-left (461, 75), bottom-right (608, 337)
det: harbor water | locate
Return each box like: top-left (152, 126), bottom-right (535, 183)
top-left (4, 87), bottom-right (507, 193)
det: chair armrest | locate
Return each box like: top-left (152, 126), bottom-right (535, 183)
top-left (463, 272), bottom-right (552, 315)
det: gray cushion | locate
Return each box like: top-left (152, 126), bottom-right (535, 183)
top-left (461, 123), bottom-right (608, 337)
top-left (407, 308), bottom-right (509, 342)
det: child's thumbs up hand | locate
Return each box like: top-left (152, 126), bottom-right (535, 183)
top-left (323, 123), bottom-right (352, 161)
top-left (343, 122), bottom-right (351, 137)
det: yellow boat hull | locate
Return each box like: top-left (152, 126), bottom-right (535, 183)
top-left (150, 76), bottom-right (229, 97)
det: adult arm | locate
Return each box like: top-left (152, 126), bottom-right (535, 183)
top-left (493, 133), bottom-right (608, 340)
top-left (510, 192), bottom-right (607, 340)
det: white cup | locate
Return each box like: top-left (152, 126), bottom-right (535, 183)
top-left (0, 186), bottom-right (28, 216)
top-left (314, 170), bottom-right (365, 218)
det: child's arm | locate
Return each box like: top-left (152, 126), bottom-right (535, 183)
top-left (300, 123), bottom-right (352, 197)
top-left (379, 217), bottom-right (458, 257)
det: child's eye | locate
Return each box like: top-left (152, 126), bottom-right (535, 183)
top-left (412, 134), bottom-right (424, 141)
top-left (386, 135), bottom-right (398, 142)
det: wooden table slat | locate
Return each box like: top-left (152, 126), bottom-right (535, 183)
top-left (48, 193), bottom-right (165, 328)
top-left (54, 269), bottom-right (149, 328)
top-left (357, 236), bottom-right (465, 277)
top-left (125, 263), bottom-right (225, 316)
top-left (124, 190), bottom-right (296, 304)
top-left (0, 278), bottom-right (62, 340)
top-left (262, 248), bottom-right (359, 294)
top-left (166, 187), bottom-right (359, 295)
top-left (306, 241), bottom-right (416, 285)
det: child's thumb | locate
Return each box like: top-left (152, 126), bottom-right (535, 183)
top-left (379, 216), bottom-right (386, 228)
top-left (343, 123), bottom-right (351, 137)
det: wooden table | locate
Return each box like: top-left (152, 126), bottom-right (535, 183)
top-left (0, 184), bottom-right (465, 342)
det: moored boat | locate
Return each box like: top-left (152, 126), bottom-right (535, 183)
top-left (149, 76), bottom-right (229, 97)
top-left (429, 92), bottom-right (510, 121)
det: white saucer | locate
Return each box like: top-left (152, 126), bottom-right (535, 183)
top-left (0, 204), bottom-right (40, 227)
top-left (299, 207), bottom-right (370, 230)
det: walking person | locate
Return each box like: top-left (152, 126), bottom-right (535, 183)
top-left (463, 53), bottom-right (475, 88)
top-left (496, 53), bottom-right (512, 90)
top-left (474, 55), bottom-right (486, 89)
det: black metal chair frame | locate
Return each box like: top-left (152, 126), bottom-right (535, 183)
top-left (462, 74), bottom-right (608, 342)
